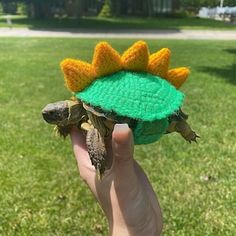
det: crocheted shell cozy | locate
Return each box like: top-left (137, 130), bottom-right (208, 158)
top-left (60, 41), bottom-right (190, 144)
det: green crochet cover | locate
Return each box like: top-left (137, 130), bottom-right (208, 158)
top-left (77, 71), bottom-right (184, 120)
top-left (133, 118), bottom-right (169, 144)
top-left (76, 71), bottom-right (184, 144)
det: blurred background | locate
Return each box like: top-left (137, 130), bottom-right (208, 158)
top-left (0, 0), bottom-right (236, 18)
top-left (0, 0), bottom-right (236, 29)
top-left (0, 0), bottom-right (235, 236)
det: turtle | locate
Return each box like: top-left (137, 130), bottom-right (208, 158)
top-left (42, 99), bottom-right (199, 179)
top-left (42, 41), bottom-right (199, 179)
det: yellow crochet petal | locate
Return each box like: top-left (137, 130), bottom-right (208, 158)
top-left (92, 42), bottom-right (122, 77)
top-left (61, 59), bottom-right (97, 92)
top-left (122, 41), bottom-right (149, 71)
top-left (166, 67), bottom-right (190, 89)
top-left (148, 48), bottom-right (170, 78)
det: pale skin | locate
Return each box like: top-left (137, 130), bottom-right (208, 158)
top-left (70, 124), bottom-right (163, 236)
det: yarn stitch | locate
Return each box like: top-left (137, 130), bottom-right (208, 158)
top-left (77, 71), bottom-right (184, 121)
top-left (148, 48), bottom-right (170, 78)
top-left (60, 41), bottom-right (190, 144)
top-left (60, 59), bottom-right (96, 92)
top-left (133, 118), bottom-right (169, 144)
top-left (61, 41), bottom-right (190, 92)
top-left (167, 67), bottom-right (190, 89)
top-left (92, 41), bottom-right (122, 77)
top-left (121, 41), bottom-right (149, 71)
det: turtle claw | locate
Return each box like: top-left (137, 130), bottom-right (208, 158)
top-left (186, 131), bottom-right (200, 143)
top-left (96, 169), bottom-right (104, 181)
top-left (193, 139), bottom-right (198, 143)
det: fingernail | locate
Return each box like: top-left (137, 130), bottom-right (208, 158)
top-left (114, 123), bottom-right (129, 131)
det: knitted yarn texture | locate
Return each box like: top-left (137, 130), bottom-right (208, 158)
top-left (61, 41), bottom-right (190, 92)
top-left (60, 41), bottom-right (190, 144)
top-left (77, 71), bottom-right (184, 121)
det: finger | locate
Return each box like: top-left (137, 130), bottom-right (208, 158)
top-left (70, 127), bottom-right (97, 192)
top-left (111, 124), bottom-right (134, 174)
top-left (70, 127), bottom-right (87, 153)
top-left (70, 127), bottom-right (92, 168)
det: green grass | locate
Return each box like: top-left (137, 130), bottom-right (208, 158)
top-left (0, 15), bottom-right (236, 30)
top-left (0, 38), bottom-right (235, 235)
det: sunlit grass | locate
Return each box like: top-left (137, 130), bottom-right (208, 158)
top-left (0, 38), bottom-right (235, 235)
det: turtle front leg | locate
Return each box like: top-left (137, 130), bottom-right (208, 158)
top-left (85, 127), bottom-right (107, 180)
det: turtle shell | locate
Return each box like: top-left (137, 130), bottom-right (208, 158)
top-left (76, 71), bottom-right (184, 144)
top-left (133, 118), bottom-right (169, 145)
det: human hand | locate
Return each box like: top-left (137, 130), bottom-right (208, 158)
top-left (70, 124), bottom-right (163, 236)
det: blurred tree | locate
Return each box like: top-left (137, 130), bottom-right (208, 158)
top-left (223, 0), bottom-right (236, 7)
top-left (98, 0), bottom-right (112, 17)
top-left (180, 0), bottom-right (236, 9)
top-left (2, 0), bottom-right (235, 18)
top-left (3, 0), bottom-right (53, 18)
top-left (1, 0), bottom-right (18, 14)
top-left (25, 0), bottom-right (51, 18)
top-left (64, 0), bottom-right (85, 17)
top-left (147, 0), bottom-right (154, 16)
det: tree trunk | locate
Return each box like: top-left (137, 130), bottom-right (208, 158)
top-left (75, 0), bottom-right (85, 18)
top-left (130, 0), bottom-right (136, 16)
top-left (147, 0), bottom-right (154, 17)
top-left (31, 1), bottom-right (51, 19)
top-left (65, 0), bottom-right (83, 18)
top-left (172, 0), bottom-right (180, 13)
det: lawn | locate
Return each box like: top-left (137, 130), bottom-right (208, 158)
top-left (0, 38), bottom-right (235, 235)
top-left (0, 15), bottom-right (236, 30)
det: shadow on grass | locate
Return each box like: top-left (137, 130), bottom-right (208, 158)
top-left (1, 17), bottom-right (179, 31)
top-left (224, 48), bottom-right (236, 55)
top-left (199, 64), bottom-right (236, 85)
top-left (1, 16), bottom-right (235, 31)
top-left (199, 48), bottom-right (236, 85)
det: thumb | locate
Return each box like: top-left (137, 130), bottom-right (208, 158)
top-left (112, 124), bottom-right (134, 170)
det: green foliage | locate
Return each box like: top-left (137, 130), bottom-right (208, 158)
top-left (17, 2), bottom-right (27, 15)
top-left (0, 3), bottom-right (2, 14)
top-left (98, 0), bottom-right (112, 18)
top-left (1, 15), bottom-right (236, 30)
top-left (1, 0), bottom-right (17, 14)
top-left (180, 0), bottom-right (236, 8)
top-left (224, 0), bottom-right (236, 7)
top-left (0, 38), bottom-right (235, 235)
top-left (1, 0), bottom-right (236, 19)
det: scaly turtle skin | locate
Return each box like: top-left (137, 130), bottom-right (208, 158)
top-left (42, 98), bottom-right (119, 178)
top-left (42, 98), bottom-right (199, 178)
top-left (166, 109), bottom-right (200, 143)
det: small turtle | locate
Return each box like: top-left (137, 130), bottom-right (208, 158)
top-left (42, 41), bottom-right (199, 179)
top-left (42, 98), bottom-right (135, 178)
top-left (42, 98), bottom-right (198, 179)
top-left (42, 98), bottom-right (124, 178)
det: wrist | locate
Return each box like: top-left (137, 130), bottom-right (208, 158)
top-left (110, 211), bottom-right (161, 236)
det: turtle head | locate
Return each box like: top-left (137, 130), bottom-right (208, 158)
top-left (42, 101), bottom-right (69, 125)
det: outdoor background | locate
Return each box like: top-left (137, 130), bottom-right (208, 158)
top-left (0, 0), bottom-right (235, 235)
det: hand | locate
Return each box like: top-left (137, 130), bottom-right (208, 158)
top-left (70, 124), bottom-right (163, 236)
